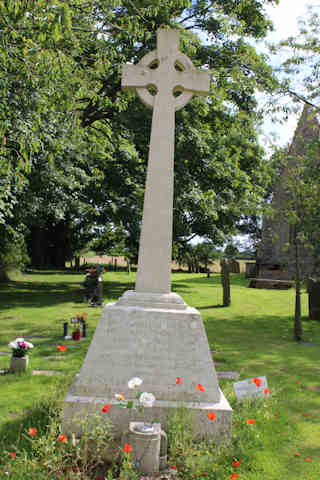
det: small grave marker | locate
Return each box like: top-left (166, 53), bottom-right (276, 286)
top-left (217, 371), bottom-right (240, 380)
top-left (234, 376), bottom-right (269, 401)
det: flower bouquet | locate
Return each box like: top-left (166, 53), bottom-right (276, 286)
top-left (8, 338), bottom-right (34, 373)
top-left (115, 377), bottom-right (156, 433)
top-left (8, 338), bottom-right (34, 358)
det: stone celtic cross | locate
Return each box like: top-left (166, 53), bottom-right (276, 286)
top-left (122, 28), bottom-right (210, 294)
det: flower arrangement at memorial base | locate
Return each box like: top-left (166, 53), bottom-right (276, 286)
top-left (8, 337), bottom-right (34, 372)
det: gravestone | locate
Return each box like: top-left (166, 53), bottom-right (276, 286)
top-left (307, 278), bottom-right (320, 320)
top-left (63, 28), bottom-right (232, 442)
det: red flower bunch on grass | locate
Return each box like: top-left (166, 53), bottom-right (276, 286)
top-left (253, 377), bottom-right (262, 387)
top-left (232, 460), bottom-right (241, 468)
top-left (28, 427), bottom-right (37, 436)
top-left (123, 443), bottom-right (132, 453)
top-left (246, 419), bottom-right (255, 425)
top-left (264, 388), bottom-right (270, 395)
top-left (57, 434), bottom-right (67, 443)
top-left (230, 474), bottom-right (238, 479)
top-left (57, 345), bottom-right (66, 352)
top-left (10, 452), bottom-right (15, 459)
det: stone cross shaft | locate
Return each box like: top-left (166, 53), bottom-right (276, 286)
top-left (122, 28), bottom-right (210, 293)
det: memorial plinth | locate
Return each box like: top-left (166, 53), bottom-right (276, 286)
top-left (63, 292), bottom-right (232, 441)
top-left (63, 28), bottom-right (232, 443)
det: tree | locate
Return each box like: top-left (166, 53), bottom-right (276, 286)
top-left (1, 0), bottom-right (279, 271)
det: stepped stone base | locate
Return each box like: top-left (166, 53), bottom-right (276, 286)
top-left (62, 291), bottom-right (232, 442)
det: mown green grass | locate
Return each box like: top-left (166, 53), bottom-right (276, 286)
top-left (0, 270), bottom-right (319, 479)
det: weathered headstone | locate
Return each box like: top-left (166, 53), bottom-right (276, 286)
top-left (307, 277), bottom-right (320, 320)
top-left (234, 376), bottom-right (269, 401)
top-left (63, 28), bottom-right (232, 442)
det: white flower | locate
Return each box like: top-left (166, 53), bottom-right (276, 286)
top-left (128, 377), bottom-right (143, 389)
top-left (139, 392), bottom-right (155, 408)
top-left (8, 338), bottom-right (34, 350)
top-left (115, 393), bottom-right (126, 401)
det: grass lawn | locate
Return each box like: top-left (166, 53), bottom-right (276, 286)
top-left (0, 270), bottom-right (319, 479)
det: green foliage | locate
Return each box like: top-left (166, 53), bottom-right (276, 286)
top-left (0, 227), bottom-right (29, 281)
top-left (0, 0), bottom-right (279, 265)
top-left (167, 405), bottom-right (194, 461)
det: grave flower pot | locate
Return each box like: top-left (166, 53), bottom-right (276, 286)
top-left (10, 355), bottom-right (29, 373)
top-left (72, 331), bottom-right (82, 341)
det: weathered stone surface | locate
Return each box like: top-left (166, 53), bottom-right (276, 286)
top-left (122, 28), bottom-right (210, 294)
top-left (63, 296), bottom-right (232, 441)
top-left (307, 278), bottom-right (320, 321)
top-left (258, 105), bottom-right (320, 279)
top-left (216, 371), bottom-right (240, 380)
top-left (249, 278), bottom-right (293, 290)
top-left (68, 298), bottom-right (220, 403)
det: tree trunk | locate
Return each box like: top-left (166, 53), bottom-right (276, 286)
top-left (75, 256), bottom-right (81, 270)
top-left (127, 259), bottom-right (131, 274)
top-left (221, 259), bottom-right (231, 306)
top-left (30, 226), bottom-right (48, 267)
top-left (294, 234), bottom-right (302, 341)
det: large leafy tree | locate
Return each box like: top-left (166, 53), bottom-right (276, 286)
top-left (1, 0), bottom-right (279, 270)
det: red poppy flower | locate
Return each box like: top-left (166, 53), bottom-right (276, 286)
top-left (232, 460), bottom-right (241, 467)
top-left (264, 388), bottom-right (270, 394)
top-left (169, 465), bottom-right (177, 470)
top-left (176, 377), bottom-right (184, 385)
top-left (297, 380), bottom-right (301, 385)
top-left (10, 452), bottom-right (15, 459)
top-left (207, 412), bottom-right (216, 421)
top-left (304, 458), bottom-right (312, 462)
top-left (101, 403), bottom-right (111, 413)
top-left (57, 345), bottom-right (66, 352)
top-left (201, 473), bottom-right (208, 477)
top-left (57, 434), bottom-right (67, 443)
top-left (196, 383), bottom-right (205, 392)
top-left (246, 419), bottom-right (255, 425)
top-left (230, 474), bottom-right (238, 479)
top-left (28, 427), bottom-right (37, 436)
top-left (123, 443), bottom-right (132, 453)
top-left (253, 377), bottom-right (262, 387)
top-left (302, 413), bottom-right (310, 417)
top-left (293, 453), bottom-right (301, 457)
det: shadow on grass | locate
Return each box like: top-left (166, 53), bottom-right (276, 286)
top-left (0, 277), bottom-right (136, 310)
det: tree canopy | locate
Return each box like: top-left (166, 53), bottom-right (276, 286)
top-left (0, 0), bottom-right (280, 269)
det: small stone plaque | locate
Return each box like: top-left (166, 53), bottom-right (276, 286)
top-left (32, 370), bottom-right (61, 376)
top-left (217, 371), bottom-right (240, 380)
top-left (234, 376), bottom-right (268, 401)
